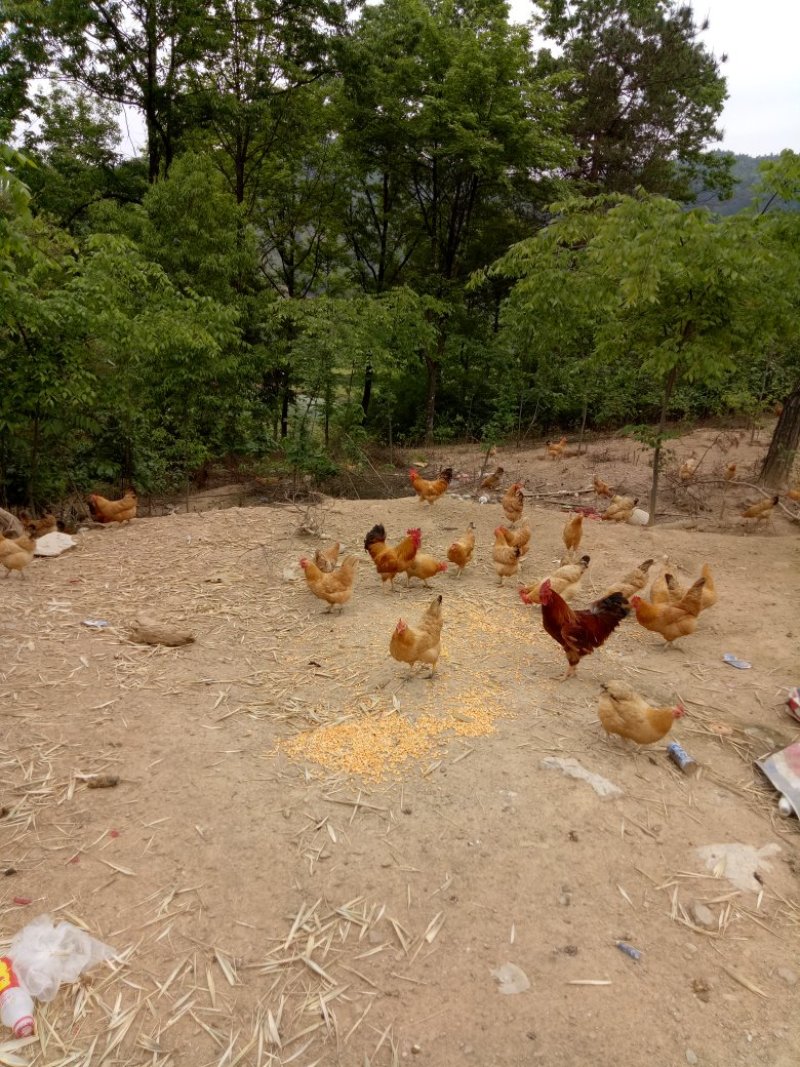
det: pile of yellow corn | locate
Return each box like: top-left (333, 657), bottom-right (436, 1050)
top-left (278, 698), bottom-right (508, 781)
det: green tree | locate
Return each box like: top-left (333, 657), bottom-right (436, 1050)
top-left (139, 150), bottom-right (252, 302)
top-left (0, 216), bottom-right (238, 503)
top-left (185, 0), bottom-right (345, 208)
top-left (754, 151), bottom-right (800, 488)
top-left (21, 88), bottom-right (147, 229)
top-left (334, 0), bottom-right (573, 439)
top-left (3, 0), bottom-right (215, 181)
top-left (534, 0), bottom-right (731, 200)
top-left (0, 142), bottom-right (34, 260)
top-left (491, 191), bottom-right (791, 522)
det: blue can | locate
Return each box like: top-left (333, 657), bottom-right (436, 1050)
top-left (616, 941), bottom-right (642, 961)
top-left (667, 740), bottom-right (698, 776)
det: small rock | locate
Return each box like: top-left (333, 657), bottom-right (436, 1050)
top-left (691, 978), bottom-right (711, 1003)
top-left (411, 1045), bottom-right (422, 1054)
top-left (777, 967), bottom-right (797, 986)
top-left (690, 902), bottom-right (714, 928)
top-left (685, 1050), bottom-right (698, 1065)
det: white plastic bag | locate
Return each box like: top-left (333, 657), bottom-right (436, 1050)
top-left (10, 915), bottom-right (116, 1002)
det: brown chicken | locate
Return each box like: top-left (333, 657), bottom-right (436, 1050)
top-left (649, 559), bottom-right (680, 606)
top-left (741, 495), bottom-right (779, 527)
top-left (599, 681), bottom-right (687, 746)
top-left (446, 522), bottom-right (476, 576)
top-left (679, 453), bottom-right (698, 482)
top-left (389, 594), bottom-right (443, 675)
top-left (364, 525), bottom-right (421, 589)
top-left (562, 513), bottom-right (583, 556)
top-left (787, 486), bottom-right (800, 503)
top-left (18, 512), bottom-right (57, 538)
top-left (724, 462), bottom-right (737, 481)
top-left (601, 495), bottom-right (638, 523)
top-left (539, 580), bottom-right (630, 678)
top-left (665, 574), bottom-right (688, 602)
top-left (313, 542), bottom-right (340, 573)
top-left (409, 467), bottom-right (453, 505)
top-left (493, 527), bottom-right (521, 584)
top-left (406, 553), bottom-right (448, 587)
top-left (602, 558), bottom-right (654, 599)
top-left (630, 577), bottom-right (706, 645)
top-left (479, 466), bottom-right (504, 491)
top-left (698, 563), bottom-right (717, 612)
top-left (299, 555), bottom-right (357, 612)
top-left (499, 521), bottom-right (531, 560)
top-left (0, 534), bottom-right (36, 578)
top-left (501, 482), bottom-right (525, 524)
top-left (519, 556), bottom-right (590, 605)
top-left (546, 436), bottom-right (567, 460)
top-left (661, 565), bottom-right (715, 612)
top-left (593, 474), bottom-right (614, 498)
top-left (88, 489), bottom-right (137, 525)
top-left (774, 401), bottom-right (784, 417)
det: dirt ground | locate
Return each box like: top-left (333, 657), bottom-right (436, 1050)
top-left (2, 426), bottom-right (800, 1067)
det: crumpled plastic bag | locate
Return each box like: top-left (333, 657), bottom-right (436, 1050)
top-left (10, 915), bottom-right (116, 1002)
top-left (541, 756), bottom-right (623, 798)
top-left (33, 532), bottom-right (77, 557)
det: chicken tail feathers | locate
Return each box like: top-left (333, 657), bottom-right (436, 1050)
top-left (364, 524), bottom-right (387, 552)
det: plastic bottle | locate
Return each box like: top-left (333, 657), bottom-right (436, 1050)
top-left (0, 956), bottom-right (35, 1038)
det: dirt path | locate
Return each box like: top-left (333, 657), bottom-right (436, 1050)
top-left (1, 440), bottom-right (799, 1067)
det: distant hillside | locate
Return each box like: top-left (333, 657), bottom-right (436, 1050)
top-left (694, 153), bottom-right (799, 215)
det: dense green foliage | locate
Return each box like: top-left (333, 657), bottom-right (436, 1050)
top-left (485, 183), bottom-right (800, 516)
top-left (1, 0), bottom-right (799, 506)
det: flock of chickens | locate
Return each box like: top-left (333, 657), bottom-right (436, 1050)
top-left (0, 452), bottom-right (786, 748)
top-left (0, 491), bottom-right (137, 578)
top-left (298, 462), bottom-right (728, 748)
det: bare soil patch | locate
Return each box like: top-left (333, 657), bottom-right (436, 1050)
top-left (1, 427), bottom-right (799, 1067)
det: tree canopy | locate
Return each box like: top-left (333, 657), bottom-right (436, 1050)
top-left (1, 0), bottom-right (799, 506)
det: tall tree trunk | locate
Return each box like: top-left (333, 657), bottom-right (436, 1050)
top-left (760, 383), bottom-right (800, 488)
top-left (145, 0), bottom-right (160, 182)
top-left (280, 370), bottom-right (290, 439)
top-left (324, 378), bottom-right (331, 449)
top-left (28, 407), bottom-right (40, 508)
top-left (647, 366), bottom-right (678, 527)
top-left (423, 330), bottom-right (447, 445)
top-left (361, 361), bottom-right (373, 419)
top-left (577, 395), bottom-right (588, 455)
top-left (424, 355), bottom-right (439, 444)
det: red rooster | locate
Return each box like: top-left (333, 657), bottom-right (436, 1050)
top-left (539, 578), bottom-right (630, 679)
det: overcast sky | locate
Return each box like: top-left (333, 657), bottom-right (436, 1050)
top-left (114, 0), bottom-right (798, 159)
top-left (510, 0), bottom-right (800, 156)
